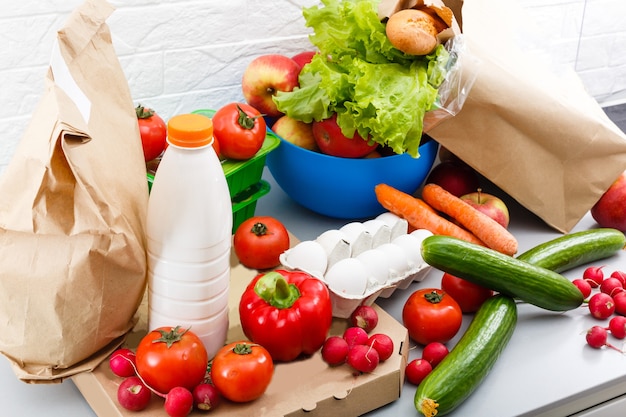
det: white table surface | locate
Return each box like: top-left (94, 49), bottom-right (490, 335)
top-left (2, 166), bottom-right (625, 416)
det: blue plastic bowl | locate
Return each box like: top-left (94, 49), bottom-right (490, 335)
top-left (266, 135), bottom-right (439, 219)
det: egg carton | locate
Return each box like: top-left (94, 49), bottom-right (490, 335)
top-left (279, 212), bottom-right (433, 318)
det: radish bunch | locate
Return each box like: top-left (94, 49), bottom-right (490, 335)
top-left (321, 306), bottom-right (395, 374)
top-left (575, 266), bottom-right (626, 352)
top-left (108, 347), bottom-right (221, 415)
top-left (405, 342), bottom-right (449, 385)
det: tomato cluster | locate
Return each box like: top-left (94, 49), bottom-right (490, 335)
top-left (109, 327), bottom-right (274, 416)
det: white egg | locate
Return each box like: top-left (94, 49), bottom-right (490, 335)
top-left (391, 234), bottom-right (424, 270)
top-left (375, 242), bottom-right (410, 278)
top-left (362, 219), bottom-right (391, 248)
top-left (315, 229), bottom-right (351, 269)
top-left (324, 258), bottom-right (369, 296)
top-left (410, 228), bottom-right (434, 242)
top-left (409, 229), bottom-right (434, 265)
top-left (356, 249), bottom-right (391, 286)
top-left (376, 212), bottom-right (408, 239)
top-left (316, 229), bottom-right (348, 254)
top-left (282, 240), bottom-right (328, 278)
top-left (339, 222), bottom-right (372, 256)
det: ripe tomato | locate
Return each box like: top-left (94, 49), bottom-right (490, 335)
top-left (135, 326), bottom-right (208, 395)
top-left (440, 272), bottom-right (494, 313)
top-left (402, 288), bottom-right (463, 345)
top-left (312, 113), bottom-right (377, 158)
top-left (212, 102), bottom-right (266, 160)
top-left (234, 216), bottom-right (290, 270)
top-left (136, 104), bottom-right (167, 162)
top-left (210, 341), bottom-right (274, 403)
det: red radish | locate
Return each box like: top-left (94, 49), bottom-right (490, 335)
top-left (588, 292), bottom-right (615, 319)
top-left (572, 279), bottom-right (592, 299)
top-left (117, 376), bottom-right (152, 411)
top-left (321, 336), bottom-right (350, 366)
top-left (350, 305), bottom-right (379, 333)
top-left (608, 316), bottom-right (626, 339)
top-left (366, 333), bottom-right (394, 361)
top-left (611, 270), bottom-right (626, 286)
top-left (109, 348), bottom-right (137, 378)
top-left (347, 344), bottom-right (380, 373)
top-left (586, 326), bottom-right (622, 352)
top-left (165, 387), bottom-right (194, 417)
top-left (343, 326), bottom-right (369, 349)
top-left (405, 358), bottom-right (432, 385)
top-left (583, 265), bottom-right (605, 288)
top-left (192, 383), bottom-right (221, 411)
top-left (421, 342), bottom-right (449, 367)
top-left (614, 292), bottom-right (626, 315)
top-left (600, 277), bottom-right (624, 297)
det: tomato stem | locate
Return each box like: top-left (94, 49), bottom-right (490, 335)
top-left (236, 104), bottom-right (263, 130)
top-left (233, 343), bottom-right (254, 355)
top-left (254, 271), bottom-right (301, 309)
top-left (250, 222), bottom-right (269, 236)
top-left (135, 104), bottom-right (155, 119)
top-left (424, 290), bottom-right (444, 304)
top-left (152, 326), bottom-right (190, 348)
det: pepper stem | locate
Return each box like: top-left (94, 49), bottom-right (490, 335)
top-left (254, 271), bottom-right (301, 309)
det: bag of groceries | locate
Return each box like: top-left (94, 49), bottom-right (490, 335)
top-left (0, 0), bottom-right (148, 383)
top-left (423, 0), bottom-right (626, 232)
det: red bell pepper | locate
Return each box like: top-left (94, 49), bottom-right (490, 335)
top-left (239, 269), bottom-right (333, 362)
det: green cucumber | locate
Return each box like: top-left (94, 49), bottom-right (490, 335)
top-left (517, 228), bottom-right (625, 273)
top-left (415, 295), bottom-right (517, 417)
top-left (420, 235), bottom-right (584, 311)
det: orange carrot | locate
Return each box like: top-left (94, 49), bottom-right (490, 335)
top-left (421, 183), bottom-right (518, 256)
top-left (374, 183), bottom-right (485, 246)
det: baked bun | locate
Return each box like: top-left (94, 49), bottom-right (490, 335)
top-left (385, 8), bottom-right (439, 56)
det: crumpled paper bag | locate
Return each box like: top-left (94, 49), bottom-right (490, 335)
top-left (426, 0), bottom-right (626, 233)
top-left (0, 0), bottom-right (148, 383)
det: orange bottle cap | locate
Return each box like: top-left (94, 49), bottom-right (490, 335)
top-left (167, 113), bottom-right (214, 148)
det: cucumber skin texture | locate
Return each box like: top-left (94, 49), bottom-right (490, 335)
top-left (516, 228), bottom-right (626, 273)
top-left (421, 235), bottom-right (584, 311)
top-left (415, 295), bottom-right (517, 417)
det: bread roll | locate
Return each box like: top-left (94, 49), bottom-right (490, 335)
top-left (385, 8), bottom-right (439, 56)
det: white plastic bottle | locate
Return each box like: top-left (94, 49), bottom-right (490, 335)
top-left (146, 113), bottom-right (232, 359)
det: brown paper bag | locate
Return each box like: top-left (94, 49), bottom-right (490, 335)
top-left (0, 0), bottom-right (148, 382)
top-left (427, 0), bottom-right (626, 233)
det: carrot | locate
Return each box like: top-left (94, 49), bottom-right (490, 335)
top-left (421, 183), bottom-right (518, 256)
top-left (374, 183), bottom-right (485, 246)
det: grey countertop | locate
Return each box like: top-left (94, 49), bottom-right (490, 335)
top-left (1, 165), bottom-right (625, 416)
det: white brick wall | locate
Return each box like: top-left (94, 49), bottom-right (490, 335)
top-left (0, 0), bottom-right (624, 174)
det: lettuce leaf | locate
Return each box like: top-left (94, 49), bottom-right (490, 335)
top-left (273, 0), bottom-right (450, 157)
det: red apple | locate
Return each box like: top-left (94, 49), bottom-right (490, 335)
top-left (291, 51), bottom-right (317, 70)
top-left (591, 170), bottom-right (626, 232)
top-left (272, 115), bottom-right (318, 151)
top-left (460, 189), bottom-right (510, 228)
top-left (312, 113), bottom-right (377, 158)
top-left (425, 161), bottom-right (480, 197)
top-left (241, 54), bottom-right (300, 117)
